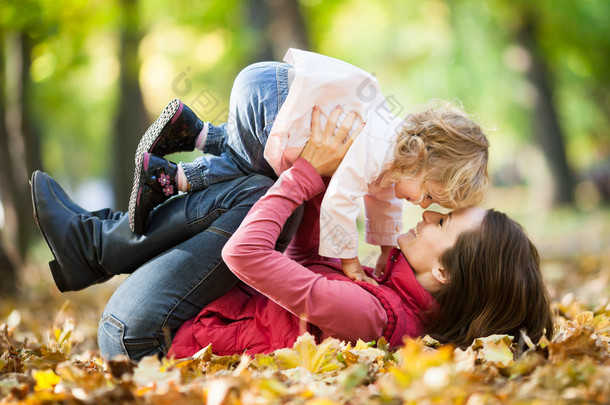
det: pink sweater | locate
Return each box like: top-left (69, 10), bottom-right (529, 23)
top-left (168, 159), bottom-right (434, 357)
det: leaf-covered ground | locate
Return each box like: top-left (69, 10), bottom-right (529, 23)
top-left (2, 252), bottom-right (609, 404)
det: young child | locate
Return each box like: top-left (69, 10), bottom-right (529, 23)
top-left (129, 48), bottom-right (489, 284)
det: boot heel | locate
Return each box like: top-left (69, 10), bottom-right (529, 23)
top-left (49, 260), bottom-right (69, 292)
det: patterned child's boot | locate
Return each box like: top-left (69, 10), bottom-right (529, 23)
top-left (130, 152), bottom-right (179, 233)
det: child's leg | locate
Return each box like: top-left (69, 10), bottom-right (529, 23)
top-left (224, 61), bottom-right (293, 179)
top-left (170, 62), bottom-right (293, 193)
top-left (129, 62), bottom-right (293, 233)
top-left (183, 61), bottom-right (293, 191)
top-left (177, 123), bottom-right (248, 192)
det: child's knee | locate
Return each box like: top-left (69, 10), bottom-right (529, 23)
top-left (232, 61), bottom-right (284, 97)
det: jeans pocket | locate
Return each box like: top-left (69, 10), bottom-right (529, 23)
top-left (188, 208), bottom-right (224, 234)
top-left (98, 314), bottom-right (128, 360)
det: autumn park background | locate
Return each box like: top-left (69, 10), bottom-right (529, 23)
top-left (0, 0), bottom-right (609, 403)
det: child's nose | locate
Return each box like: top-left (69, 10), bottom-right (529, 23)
top-left (419, 199), bottom-right (432, 209)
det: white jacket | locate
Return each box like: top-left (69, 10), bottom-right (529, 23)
top-left (265, 49), bottom-right (404, 258)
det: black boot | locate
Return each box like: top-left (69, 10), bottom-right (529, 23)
top-left (31, 171), bottom-right (194, 292)
top-left (133, 98), bottom-right (202, 185)
top-left (129, 153), bottom-right (179, 234)
top-left (45, 174), bottom-right (123, 221)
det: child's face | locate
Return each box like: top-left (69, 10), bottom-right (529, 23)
top-left (394, 172), bottom-right (441, 209)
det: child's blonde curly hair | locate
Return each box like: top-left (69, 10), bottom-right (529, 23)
top-left (391, 100), bottom-right (489, 209)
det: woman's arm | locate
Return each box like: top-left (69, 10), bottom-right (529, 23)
top-left (222, 109), bottom-right (386, 342)
top-left (222, 158), bottom-right (386, 342)
top-left (283, 187), bottom-right (327, 264)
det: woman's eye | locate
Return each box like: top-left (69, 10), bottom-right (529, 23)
top-left (439, 218), bottom-right (444, 226)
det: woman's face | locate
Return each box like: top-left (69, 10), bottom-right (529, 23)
top-left (398, 207), bottom-right (486, 277)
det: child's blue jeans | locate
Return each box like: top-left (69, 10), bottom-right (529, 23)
top-left (181, 62), bottom-right (292, 190)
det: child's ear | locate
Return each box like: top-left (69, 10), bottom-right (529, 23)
top-left (432, 267), bottom-right (449, 284)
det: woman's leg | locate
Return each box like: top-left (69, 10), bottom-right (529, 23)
top-left (98, 174), bottom-right (303, 360)
top-left (32, 170), bottom-right (194, 292)
top-left (180, 61), bottom-right (293, 190)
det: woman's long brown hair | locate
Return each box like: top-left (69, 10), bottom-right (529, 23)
top-left (424, 210), bottom-right (554, 348)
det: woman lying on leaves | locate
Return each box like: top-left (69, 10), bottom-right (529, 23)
top-left (31, 105), bottom-right (553, 361)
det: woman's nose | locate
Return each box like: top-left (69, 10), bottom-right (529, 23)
top-left (422, 210), bottom-right (442, 224)
top-left (422, 210), bottom-right (433, 222)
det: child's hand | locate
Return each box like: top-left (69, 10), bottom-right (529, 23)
top-left (341, 257), bottom-right (378, 286)
top-left (373, 245), bottom-right (393, 278)
top-left (300, 105), bottom-right (364, 177)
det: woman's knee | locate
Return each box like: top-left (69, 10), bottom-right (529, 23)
top-left (97, 313), bottom-right (129, 360)
top-left (97, 309), bottom-right (165, 361)
top-left (98, 285), bottom-right (167, 360)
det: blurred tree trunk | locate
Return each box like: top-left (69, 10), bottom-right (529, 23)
top-left (0, 32), bottom-right (19, 294)
top-left (249, 0), bottom-right (309, 61)
top-left (517, 15), bottom-right (575, 205)
top-left (16, 33), bottom-right (42, 249)
top-left (0, 32), bottom-right (43, 294)
top-left (113, 0), bottom-right (148, 210)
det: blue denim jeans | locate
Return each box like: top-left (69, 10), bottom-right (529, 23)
top-left (97, 174), bottom-right (302, 360)
top-left (181, 61), bottom-right (292, 190)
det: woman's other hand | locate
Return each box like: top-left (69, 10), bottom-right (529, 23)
top-left (300, 105), bottom-right (364, 177)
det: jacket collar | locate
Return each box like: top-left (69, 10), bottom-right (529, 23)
top-left (379, 247), bottom-right (435, 313)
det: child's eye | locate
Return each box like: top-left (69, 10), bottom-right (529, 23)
top-left (439, 218), bottom-right (444, 226)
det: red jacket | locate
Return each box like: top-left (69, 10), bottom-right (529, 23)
top-left (168, 159), bottom-right (435, 358)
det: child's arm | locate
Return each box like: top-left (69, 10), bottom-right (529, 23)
top-left (363, 184), bottom-right (403, 276)
top-left (317, 132), bottom-right (385, 254)
top-left (373, 245), bottom-right (394, 278)
top-left (363, 185), bottom-right (403, 248)
top-left (316, 125), bottom-right (396, 283)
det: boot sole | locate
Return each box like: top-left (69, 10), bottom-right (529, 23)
top-left (129, 98), bottom-right (181, 233)
top-left (30, 171), bottom-right (70, 292)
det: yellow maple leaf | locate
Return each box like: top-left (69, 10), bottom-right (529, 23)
top-left (389, 339), bottom-right (454, 388)
top-left (273, 333), bottom-right (343, 374)
top-left (353, 339), bottom-right (370, 351)
top-left (33, 369), bottom-right (61, 391)
top-left (472, 335), bottom-right (514, 367)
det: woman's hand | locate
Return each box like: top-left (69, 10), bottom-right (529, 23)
top-left (300, 105), bottom-right (364, 177)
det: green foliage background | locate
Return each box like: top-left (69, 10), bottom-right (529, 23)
top-left (0, 0), bottom-right (609, 265)
top-left (3, 0), bottom-right (607, 177)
